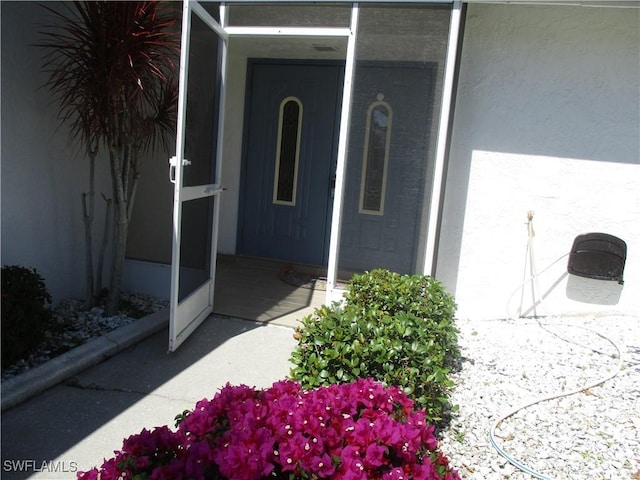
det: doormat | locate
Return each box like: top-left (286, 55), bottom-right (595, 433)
top-left (279, 266), bottom-right (348, 291)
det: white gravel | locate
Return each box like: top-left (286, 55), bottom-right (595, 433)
top-left (1, 292), bottom-right (168, 381)
top-left (438, 314), bottom-right (639, 480)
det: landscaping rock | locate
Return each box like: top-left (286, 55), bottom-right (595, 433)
top-left (438, 314), bottom-right (639, 479)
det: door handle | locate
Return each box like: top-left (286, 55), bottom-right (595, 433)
top-left (168, 156), bottom-right (192, 183)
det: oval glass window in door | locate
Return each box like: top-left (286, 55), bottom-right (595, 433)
top-left (273, 96), bottom-right (303, 206)
top-left (359, 93), bottom-right (392, 215)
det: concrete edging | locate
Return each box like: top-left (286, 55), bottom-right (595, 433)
top-left (1, 308), bottom-right (169, 411)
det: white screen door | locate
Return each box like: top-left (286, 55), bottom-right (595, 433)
top-left (169, 0), bottom-right (227, 352)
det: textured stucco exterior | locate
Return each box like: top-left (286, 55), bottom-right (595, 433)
top-left (1, 2), bottom-right (113, 302)
top-left (1, 2), bottom-right (171, 303)
top-left (439, 4), bottom-right (640, 319)
top-left (2, 3), bottom-right (638, 319)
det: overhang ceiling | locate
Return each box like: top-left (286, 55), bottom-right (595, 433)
top-left (229, 36), bottom-right (347, 59)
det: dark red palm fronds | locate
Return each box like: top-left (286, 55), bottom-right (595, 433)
top-left (37, 1), bottom-right (180, 153)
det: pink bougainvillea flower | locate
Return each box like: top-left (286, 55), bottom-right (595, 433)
top-left (363, 443), bottom-right (387, 469)
top-left (382, 466), bottom-right (409, 480)
top-left (79, 378), bottom-right (460, 480)
top-left (306, 451), bottom-right (336, 477)
top-left (76, 468), bottom-right (99, 480)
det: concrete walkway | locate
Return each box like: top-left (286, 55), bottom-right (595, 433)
top-left (1, 314), bottom-right (298, 479)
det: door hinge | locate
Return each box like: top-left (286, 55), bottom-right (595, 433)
top-left (169, 156), bottom-right (192, 183)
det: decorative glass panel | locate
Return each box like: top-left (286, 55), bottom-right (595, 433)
top-left (273, 97), bottom-right (302, 205)
top-left (360, 94), bottom-right (392, 215)
top-left (338, 4), bottom-right (449, 276)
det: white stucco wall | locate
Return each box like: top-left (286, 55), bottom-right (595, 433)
top-left (4, 2), bottom-right (638, 317)
top-left (1, 2), bottom-right (113, 304)
top-left (439, 4), bottom-right (640, 319)
top-left (217, 50), bottom-right (249, 255)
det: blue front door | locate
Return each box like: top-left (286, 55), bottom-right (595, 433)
top-left (239, 62), bottom-right (343, 265)
top-left (339, 62), bottom-right (437, 274)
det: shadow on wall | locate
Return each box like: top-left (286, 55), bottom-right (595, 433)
top-left (438, 5), bottom-right (639, 315)
top-left (516, 273), bottom-right (625, 319)
top-left (565, 276), bottom-right (623, 305)
top-left (451, 5), bottom-right (639, 167)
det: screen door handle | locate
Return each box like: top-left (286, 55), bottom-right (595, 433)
top-left (169, 156), bottom-right (191, 183)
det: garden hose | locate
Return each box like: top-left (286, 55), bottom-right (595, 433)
top-left (491, 213), bottom-right (625, 479)
top-left (488, 324), bottom-right (623, 480)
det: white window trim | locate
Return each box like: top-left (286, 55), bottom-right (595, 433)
top-left (358, 98), bottom-right (392, 216)
top-left (273, 96), bottom-right (303, 206)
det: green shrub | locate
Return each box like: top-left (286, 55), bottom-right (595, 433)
top-left (345, 269), bottom-right (460, 366)
top-left (289, 269), bottom-right (459, 425)
top-left (1, 265), bottom-right (53, 367)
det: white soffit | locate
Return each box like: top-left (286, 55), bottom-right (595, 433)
top-left (464, 0), bottom-right (639, 6)
top-left (219, 0), bottom-right (638, 5)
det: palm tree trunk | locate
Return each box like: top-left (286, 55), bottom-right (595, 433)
top-left (106, 202), bottom-right (128, 315)
top-left (106, 145), bottom-right (127, 316)
top-left (95, 194), bottom-right (112, 296)
top-left (81, 150), bottom-right (97, 310)
top-left (105, 141), bottom-right (140, 316)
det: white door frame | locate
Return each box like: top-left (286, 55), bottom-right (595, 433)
top-left (220, 5), bottom-right (360, 304)
top-left (169, 1), bottom-right (463, 348)
top-left (169, 0), bottom-right (228, 352)
top-left (422, 0), bottom-right (463, 277)
top-left (325, 3), bottom-right (359, 302)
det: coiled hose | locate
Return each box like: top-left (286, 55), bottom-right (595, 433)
top-left (492, 213), bottom-right (624, 479)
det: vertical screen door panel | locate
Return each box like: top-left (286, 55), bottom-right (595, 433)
top-left (169, 1), bottom-right (225, 352)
